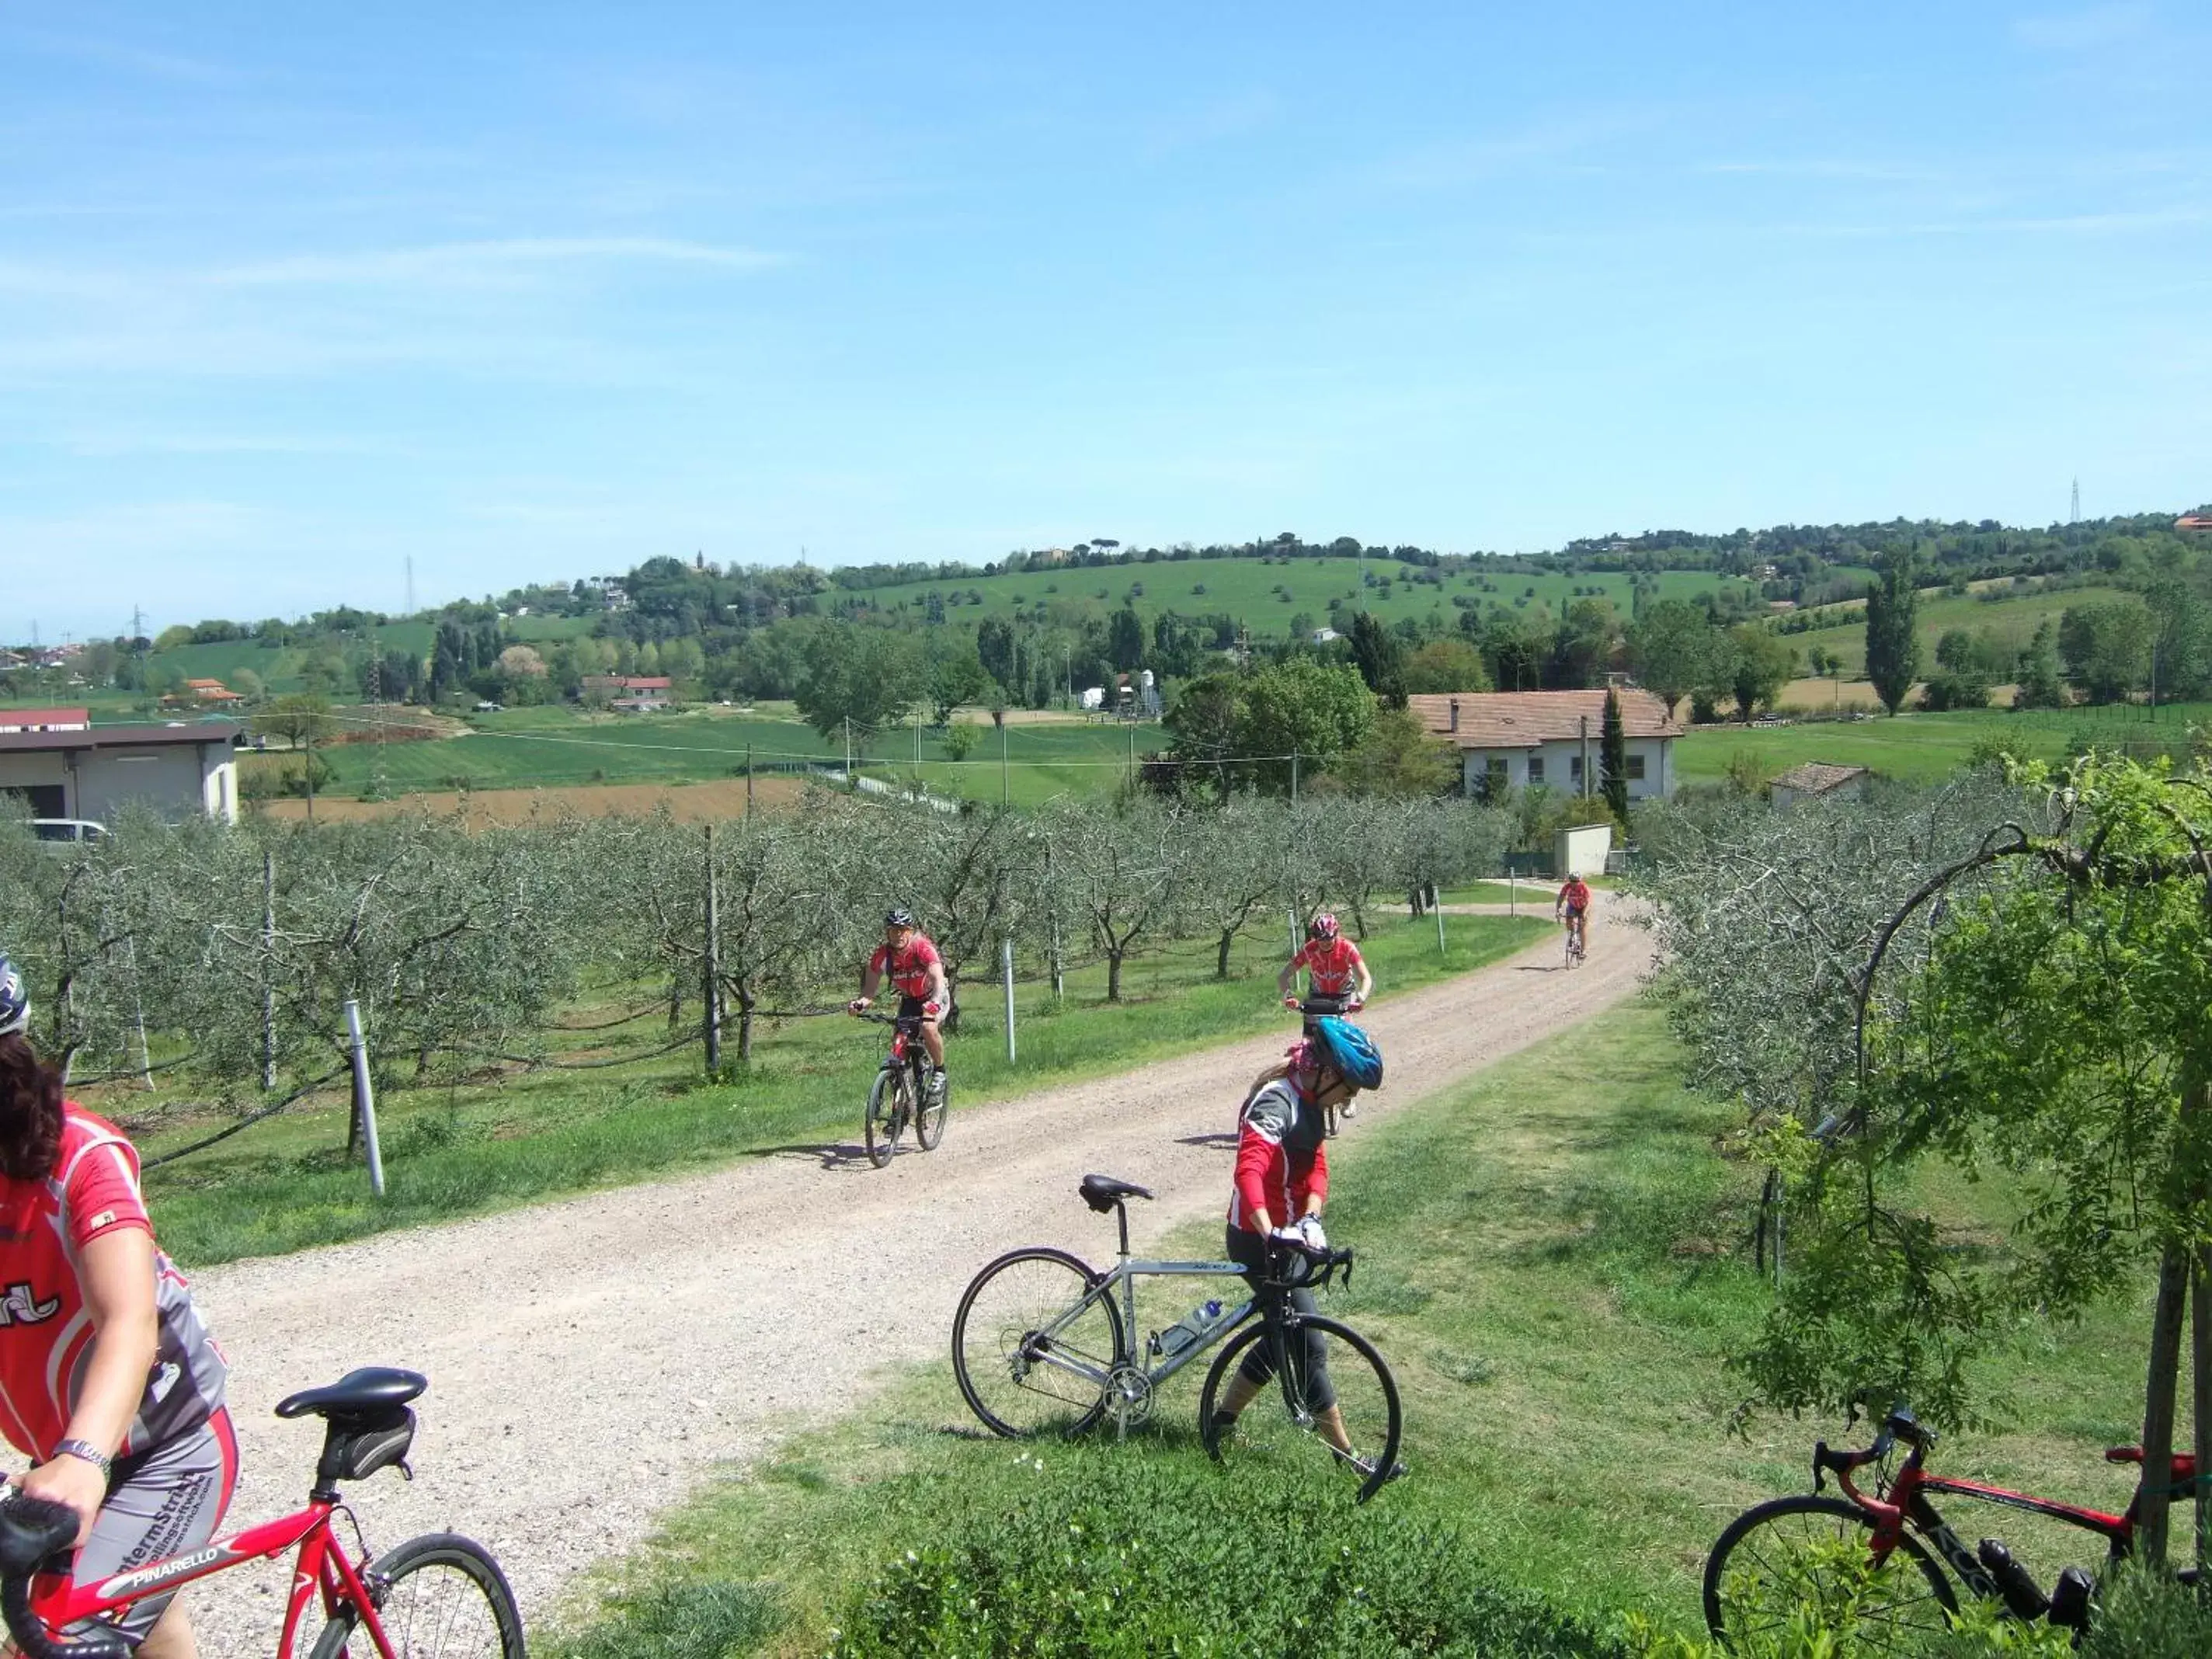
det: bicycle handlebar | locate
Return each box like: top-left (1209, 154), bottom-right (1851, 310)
top-left (1262, 1240), bottom-right (1355, 1292)
top-left (0, 1495), bottom-right (126, 1659)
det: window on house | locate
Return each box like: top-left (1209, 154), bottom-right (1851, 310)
top-left (1525, 756), bottom-right (1545, 784)
top-left (1569, 756), bottom-right (1584, 783)
top-left (1627, 755), bottom-right (1647, 781)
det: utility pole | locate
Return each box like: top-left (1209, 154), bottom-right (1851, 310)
top-left (746, 743), bottom-right (754, 816)
top-left (703, 824), bottom-right (722, 1074)
top-left (1579, 715), bottom-right (1591, 798)
top-left (843, 716), bottom-right (853, 786)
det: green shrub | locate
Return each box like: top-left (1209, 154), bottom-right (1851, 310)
top-left (828, 1453), bottom-right (1624, 1657)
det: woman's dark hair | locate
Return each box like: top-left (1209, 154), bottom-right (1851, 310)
top-left (0, 1034), bottom-right (64, 1182)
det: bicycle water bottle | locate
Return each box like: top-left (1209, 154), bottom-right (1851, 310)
top-left (1155, 1299), bottom-right (1226, 1359)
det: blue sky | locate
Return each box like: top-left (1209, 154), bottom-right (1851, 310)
top-left (3, 2), bottom-right (2207, 639)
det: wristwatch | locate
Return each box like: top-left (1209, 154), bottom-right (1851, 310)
top-left (53, 1439), bottom-right (112, 1477)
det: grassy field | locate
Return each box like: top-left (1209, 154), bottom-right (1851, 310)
top-left (129, 909), bottom-right (1544, 1266)
top-left (1672, 698), bottom-right (2200, 785)
top-left (246, 704), bottom-right (1168, 808)
top-left (871, 557), bottom-right (1755, 642)
top-left (541, 1002), bottom-right (2152, 1656)
top-left (1768, 582), bottom-right (2131, 679)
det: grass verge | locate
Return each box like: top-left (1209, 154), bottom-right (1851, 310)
top-left (139, 910), bottom-right (1544, 1265)
top-left (541, 1002), bottom-right (2152, 1656)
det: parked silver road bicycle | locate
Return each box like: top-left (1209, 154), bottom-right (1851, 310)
top-left (951, 1173), bottom-right (1403, 1503)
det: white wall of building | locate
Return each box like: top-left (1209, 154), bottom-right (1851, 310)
top-left (1459, 736), bottom-right (1673, 799)
top-left (0, 743), bottom-right (238, 826)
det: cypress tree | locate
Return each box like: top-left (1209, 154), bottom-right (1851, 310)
top-left (1865, 550), bottom-right (1921, 715)
top-left (1601, 687), bottom-right (1629, 821)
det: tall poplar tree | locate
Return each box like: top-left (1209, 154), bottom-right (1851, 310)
top-left (1599, 687), bottom-right (1629, 822)
top-left (1864, 551), bottom-right (1921, 715)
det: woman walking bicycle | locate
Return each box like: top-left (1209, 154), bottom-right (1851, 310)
top-left (0, 955), bottom-right (238, 1659)
top-left (1206, 1016), bottom-right (1390, 1478)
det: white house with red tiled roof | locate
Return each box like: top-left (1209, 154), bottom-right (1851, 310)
top-left (0, 707), bottom-right (91, 735)
top-left (1406, 689), bottom-right (1683, 800)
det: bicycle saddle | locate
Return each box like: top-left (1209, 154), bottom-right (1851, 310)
top-left (276, 1367), bottom-right (428, 1421)
top-left (1080, 1174), bottom-right (1153, 1213)
top-left (2106, 1445), bottom-right (2201, 1479)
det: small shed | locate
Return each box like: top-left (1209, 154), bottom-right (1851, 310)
top-left (1769, 762), bottom-right (1871, 810)
top-left (1553, 823), bottom-right (1612, 881)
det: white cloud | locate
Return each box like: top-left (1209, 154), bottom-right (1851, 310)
top-left (208, 238), bottom-right (787, 289)
top-left (2013, 3), bottom-right (2154, 51)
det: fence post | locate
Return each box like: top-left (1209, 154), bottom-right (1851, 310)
top-left (343, 997), bottom-right (387, 1198)
top-left (703, 823), bottom-right (722, 1074)
top-left (1001, 937), bottom-right (1017, 1065)
top-left (126, 937), bottom-right (153, 1090)
top-left (746, 744), bottom-right (754, 818)
top-left (1435, 896), bottom-right (1447, 958)
top-left (1287, 906), bottom-right (1302, 959)
top-left (261, 849), bottom-right (277, 1091)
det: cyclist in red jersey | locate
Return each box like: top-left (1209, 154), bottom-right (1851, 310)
top-left (1278, 913), bottom-right (1372, 1014)
top-left (0, 955), bottom-right (235, 1658)
top-left (1555, 872), bottom-right (1594, 954)
top-left (1210, 1017), bottom-right (1388, 1476)
top-left (848, 909), bottom-right (951, 1102)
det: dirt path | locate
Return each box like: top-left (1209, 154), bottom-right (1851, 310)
top-left (186, 897), bottom-right (1650, 1646)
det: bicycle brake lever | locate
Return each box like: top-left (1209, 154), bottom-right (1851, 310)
top-left (1813, 1441), bottom-right (1830, 1493)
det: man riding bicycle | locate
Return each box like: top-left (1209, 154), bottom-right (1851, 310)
top-left (849, 908), bottom-right (951, 1103)
top-left (1278, 913), bottom-right (1372, 1023)
top-left (1555, 872), bottom-right (1593, 954)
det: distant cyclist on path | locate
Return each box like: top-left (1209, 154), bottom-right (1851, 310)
top-left (0, 955), bottom-right (238, 1659)
top-left (1555, 872), bottom-right (1593, 956)
top-left (1278, 912), bottom-right (1372, 1022)
top-left (849, 909), bottom-right (951, 1104)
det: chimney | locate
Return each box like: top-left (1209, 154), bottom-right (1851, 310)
top-left (1449, 698), bottom-right (1460, 733)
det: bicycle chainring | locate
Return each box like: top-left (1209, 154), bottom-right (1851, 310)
top-left (1104, 1365), bottom-right (1155, 1434)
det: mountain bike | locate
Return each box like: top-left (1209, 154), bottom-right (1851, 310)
top-left (1703, 1404), bottom-right (2201, 1648)
top-left (0, 1366), bottom-right (523, 1659)
top-left (854, 1009), bottom-right (945, 1168)
top-left (951, 1174), bottom-right (1403, 1502)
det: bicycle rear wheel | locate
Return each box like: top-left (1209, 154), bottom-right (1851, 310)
top-left (1702, 1494), bottom-right (1956, 1649)
top-left (311, 1532), bottom-right (525, 1659)
top-left (863, 1066), bottom-right (905, 1168)
top-left (953, 1247), bottom-right (1127, 1438)
top-left (1198, 1314), bottom-right (1402, 1503)
top-left (914, 1062), bottom-right (947, 1150)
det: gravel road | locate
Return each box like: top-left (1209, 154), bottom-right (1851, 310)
top-left (186, 896), bottom-right (1650, 1646)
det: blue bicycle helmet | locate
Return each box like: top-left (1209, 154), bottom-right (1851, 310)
top-left (0, 955), bottom-right (26, 1038)
top-left (1309, 1016), bottom-right (1382, 1090)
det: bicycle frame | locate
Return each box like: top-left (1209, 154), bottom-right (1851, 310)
top-left (1828, 1435), bottom-right (2148, 1604)
top-left (29, 1501), bottom-right (395, 1658)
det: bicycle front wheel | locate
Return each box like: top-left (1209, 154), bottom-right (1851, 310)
top-left (863, 1066), bottom-right (905, 1168)
top-left (914, 1063), bottom-right (947, 1150)
top-left (1198, 1314), bottom-right (1402, 1503)
top-left (953, 1247), bottom-right (1127, 1438)
top-left (311, 1532), bottom-right (525, 1659)
top-left (1702, 1494), bottom-right (1956, 1648)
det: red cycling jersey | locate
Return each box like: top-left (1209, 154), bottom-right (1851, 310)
top-left (868, 934), bottom-right (944, 1001)
top-left (1289, 937), bottom-right (1365, 998)
top-left (1229, 1080), bottom-right (1330, 1235)
top-left (1559, 880), bottom-right (1592, 915)
top-left (0, 1106), bottom-right (227, 1462)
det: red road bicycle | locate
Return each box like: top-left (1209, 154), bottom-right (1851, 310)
top-left (855, 1009), bottom-right (946, 1168)
top-left (0, 1367), bottom-right (523, 1659)
top-left (1704, 1404), bottom-right (2200, 1648)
